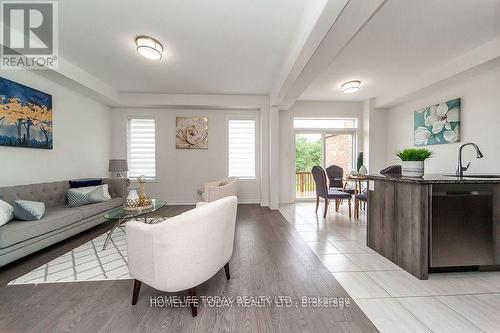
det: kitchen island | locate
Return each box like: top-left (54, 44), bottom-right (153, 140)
top-left (367, 174), bottom-right (500, 279)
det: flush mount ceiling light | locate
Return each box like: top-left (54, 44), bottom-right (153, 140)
top-left (135, 36), bottom-right (163, 60)
top-left (341, 80), bottom-right (361, 94)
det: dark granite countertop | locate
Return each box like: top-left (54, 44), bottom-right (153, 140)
top-left (367, 173), bottom-right (500, 184)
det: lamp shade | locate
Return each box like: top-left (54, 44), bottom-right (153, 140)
top-left (108, 159), bottom-right (128, 172)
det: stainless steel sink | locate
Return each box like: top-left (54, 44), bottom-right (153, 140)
top-left (443, 174), bottom-right (500, 179)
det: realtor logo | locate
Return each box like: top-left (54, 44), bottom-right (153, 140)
top-left (0, 0), bottom-right (58, 69)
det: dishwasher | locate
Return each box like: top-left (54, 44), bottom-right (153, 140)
top-left (430, 184), bottom-right (495, 269)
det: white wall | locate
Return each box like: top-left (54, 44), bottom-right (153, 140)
top-left (110, 108), bottom-right (261, 204)
top-left (0, 70), bottom-right (110, 186)
top-left (385, 62), bottom-right (500, 174)
top-left (363, 98), bottom-right (387, 174)
top-left (362, 102), bottom-right (370, 170)
top-left (279, 100), bottom-right (364, 203)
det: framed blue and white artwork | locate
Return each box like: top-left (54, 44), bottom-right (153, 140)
top-left (414, 98), bottom-right (460, 146)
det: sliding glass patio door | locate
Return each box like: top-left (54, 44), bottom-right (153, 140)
top-left (295, 133), bottom-right (322, 199)
top-left (324, 132), bottom-right (355, 176)
top-left (294, 127), bottom-right (357, 200)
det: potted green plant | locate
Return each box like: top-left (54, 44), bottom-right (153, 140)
top-left (396, 148), bottom-right (432, 177)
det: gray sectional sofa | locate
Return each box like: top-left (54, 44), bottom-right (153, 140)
top-left (0, 178), bottom-right (129, 268)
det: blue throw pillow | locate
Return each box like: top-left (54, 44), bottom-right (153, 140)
top-left (69, 179), bottom-right (102, 189)
top-left (13, 200), bottom-right (45, 221)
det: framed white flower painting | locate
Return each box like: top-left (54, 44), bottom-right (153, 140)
top-left (176, 117), bottom-right (208, 149)
top-left (414, 98), bottom-right (460, 146)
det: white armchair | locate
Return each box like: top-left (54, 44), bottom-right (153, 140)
top-left (200, 176), bottom-right (238, 202)
top-left (126, 196), bottom-right (238, 317)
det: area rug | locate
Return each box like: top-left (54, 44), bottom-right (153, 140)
top-left (9, 217), bottom-right (167, 285)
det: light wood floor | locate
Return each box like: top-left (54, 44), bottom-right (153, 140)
top-left (281, 202), bottom-right (500, 333)
top-left (0, 205), bottom-right (377, 333)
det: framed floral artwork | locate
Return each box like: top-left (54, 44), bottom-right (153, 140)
top-left (414, 98), bottom-right (460, 146)
top-left (175, 117), bottom-right (208, 149)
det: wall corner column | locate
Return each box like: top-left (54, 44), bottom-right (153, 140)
top-left (269, 105), bottom-right (280, 209)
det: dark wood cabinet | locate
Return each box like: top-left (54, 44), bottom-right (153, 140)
top-left (367, 180), bottom-right (429, 279)
top-left (367, 177), bottom-right (500, 280)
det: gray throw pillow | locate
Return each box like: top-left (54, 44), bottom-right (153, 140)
top-left (67, 189), bottom-right (89, 207)
top-left (67, 185), bottom-right (111, 207)
top-left (13, 200), bottom-right (45, 221)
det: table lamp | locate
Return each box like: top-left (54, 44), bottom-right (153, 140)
top-left (109, 159), bottom-right (128, 178)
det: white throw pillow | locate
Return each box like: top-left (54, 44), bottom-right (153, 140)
top-left (102, 184), bottom-right (112, 200)
top-left (87, 185), bottom-right (111, 203)
top-left (0, 199), bottom-right (14, 226)
top-left (82, 184), bottom-right (111, 199)
top-left (72, 184), bottom-right (111, 198)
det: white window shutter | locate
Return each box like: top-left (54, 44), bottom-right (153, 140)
top-left (228, 119), bottom-right (256, 180)
top-left (127, 118), bottom-right (156, 180)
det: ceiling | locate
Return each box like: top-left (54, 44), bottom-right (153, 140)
top-left (58, 0), bottom-right (318, 95)
top-left (299, 0), bottom-right (500, 103)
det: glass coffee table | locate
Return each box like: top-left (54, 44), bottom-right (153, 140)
top-left (102, 199), bottom-right (167, 250)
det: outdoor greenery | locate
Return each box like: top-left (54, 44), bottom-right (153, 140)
top-left (295, 136), bottom-right (321, 172)
top-left (396, 148), bottom-right (432, 161)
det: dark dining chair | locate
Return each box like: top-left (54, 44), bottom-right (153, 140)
top-left (380, 165), bottom-right (402, 175)
top-left (354, 191), bottom-right (367, 220)
top-left (325, 165), bottom-right (343, 189)
top-left (311, 166), bottom-right (352, 219)
top-left (326, 164), bottom-right (355, 195)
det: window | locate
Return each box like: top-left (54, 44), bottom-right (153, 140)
top-left (228, 119), bottom-right (256, 180)
top-left (294, 117), bottom-right (358, 199)
top-left (293, 117), bottom-right (357, 129)
top-left (127, 118), bottom-right (156, 181)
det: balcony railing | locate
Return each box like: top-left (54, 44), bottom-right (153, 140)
top-left (296, 171), bottom-right (316, 199)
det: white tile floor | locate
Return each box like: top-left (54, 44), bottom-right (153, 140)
top-left (280, 202), bottom-right (500, 333)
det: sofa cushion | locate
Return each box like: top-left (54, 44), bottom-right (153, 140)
top-left (88, 185), bottom-right (112, 202)
top-left (67, 185), bottom-right (112, 207)
top-left (0, 206), bottom-right (83, 249)
top-left (67, 188), bottom-right (90, 207)
top-left (13, 200), bottom-right (46, 221)
top-left (0, 199), bottom-right (14, 227)
top-left (0, 181), bottom-right (69, 208)
top-left (75, 197), bottom-right (122, 218)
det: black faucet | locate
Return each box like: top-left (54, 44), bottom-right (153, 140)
top-left (456, 142), bottom-right (483, 177)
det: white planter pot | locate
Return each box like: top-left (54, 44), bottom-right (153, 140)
top-left (401, 161), bottom-right (424, 177)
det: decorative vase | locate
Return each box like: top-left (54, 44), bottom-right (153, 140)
top-left (358, 165), bottom-right (368, 175)
top-left (125, 189), bottom-right (140, 208)
top-left (401, 161), bottom-right (424, 177)
top-left (138, 175), bottom-right (147, 200)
